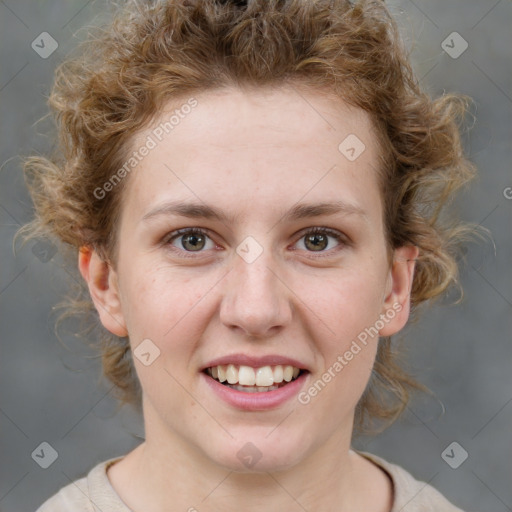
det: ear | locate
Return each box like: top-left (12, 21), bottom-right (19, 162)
top-left (378, 245), bottom-right (419, 336)
top-left (78, 246), bottom-right (128, 337)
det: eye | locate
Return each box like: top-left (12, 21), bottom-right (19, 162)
top-left (163, 226), bottom-right (347, 258)
top-left (166, 228), bottom-right (216, 253)
top-left (294, 227), bottom-right (346, 253)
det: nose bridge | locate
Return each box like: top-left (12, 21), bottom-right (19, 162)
top-left (220, 241), bottom-right (292, 336)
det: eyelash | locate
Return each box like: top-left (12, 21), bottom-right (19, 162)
top-left (163, 227), bottom-right (348, 259)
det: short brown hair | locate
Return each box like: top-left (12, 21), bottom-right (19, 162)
top-left (17, 0), bottom-right (479, 433)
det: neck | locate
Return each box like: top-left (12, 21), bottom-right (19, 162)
top-left (107, 403), bottom-right (392, 512)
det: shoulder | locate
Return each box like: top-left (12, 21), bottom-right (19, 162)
top-left (35, 457), bottom-right (128, 512)
top-left (35, 474), bottom-right (93, 512)
top-left (357, 451), bottom-right (465, 512)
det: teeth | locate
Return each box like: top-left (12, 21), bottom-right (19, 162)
top-left (283, 365), bottom-right (294, 382)
top-left (273, 365), bottom-right (284, 383)
top-left (238, 366), bottom-right (256, 386)
top-left (226, 364), bottom-right (238, 384)
top-left (207, 364), bottom-right (302, 388)
top-left (217, 365), bottom-right (227, 383)
top-left (255, 366), bottom-right (273, 386)
top-left (227, 384), bottom-right (280, 392)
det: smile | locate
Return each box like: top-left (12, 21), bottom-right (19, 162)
top-left (204, 364), bottom-right (302, 393)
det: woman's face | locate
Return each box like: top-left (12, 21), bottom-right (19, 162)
top-left (85, 85), bottom-right (416, 472)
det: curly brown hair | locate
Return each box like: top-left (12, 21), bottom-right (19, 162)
top-left (17, 0), bottom-right (479, 434)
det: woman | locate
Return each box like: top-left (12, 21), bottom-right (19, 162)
top-left (21, 0), bottom-right (476, 510)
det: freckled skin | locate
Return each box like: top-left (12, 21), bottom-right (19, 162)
top-left (80, 85), bottom-right (418, 511)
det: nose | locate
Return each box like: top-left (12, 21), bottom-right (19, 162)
top-left (219, 247), bottom-right (293, 338)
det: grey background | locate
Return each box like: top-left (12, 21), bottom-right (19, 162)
top-left (1, 1), bottom-right (511, 511)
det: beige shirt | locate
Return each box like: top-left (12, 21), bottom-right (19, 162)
top-left (36, 451), bottom-right (464, 511)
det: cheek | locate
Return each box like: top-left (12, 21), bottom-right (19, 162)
top-left (303, 265), bottom-right (388, 340)
top-left (119, 266), bottom-right (225, 388)
top-left (120, 263), bottom-right (209, 334)
top-left (302, 278), bottom-right (382, 416)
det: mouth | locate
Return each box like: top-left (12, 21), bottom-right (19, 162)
top-left (203, 364), bottom-right (306, 393)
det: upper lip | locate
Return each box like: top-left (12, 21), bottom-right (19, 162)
top-left (201, 353), bottom-right (309, 372)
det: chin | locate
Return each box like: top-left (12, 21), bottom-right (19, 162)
top-left (204, 429), bottom-right (309, 474)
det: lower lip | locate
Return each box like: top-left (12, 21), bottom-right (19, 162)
top-left (201, 371), bottom-right (309, 411)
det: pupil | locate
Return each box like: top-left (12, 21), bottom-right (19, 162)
top-left (306, 233), bottom-right (327, 251)
top-left (183, 233), bottom-right (205, 251)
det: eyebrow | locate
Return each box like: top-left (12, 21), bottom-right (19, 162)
top-left (141, 200), bottom-right (367, 224)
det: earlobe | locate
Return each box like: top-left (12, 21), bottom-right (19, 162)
top-left (379, 245), bottom-right (419, 337)
top-left (78, 246), bottom-right (128, 337)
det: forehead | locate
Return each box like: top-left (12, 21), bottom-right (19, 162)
top-left (122, 85), bottom-right (383, 225)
